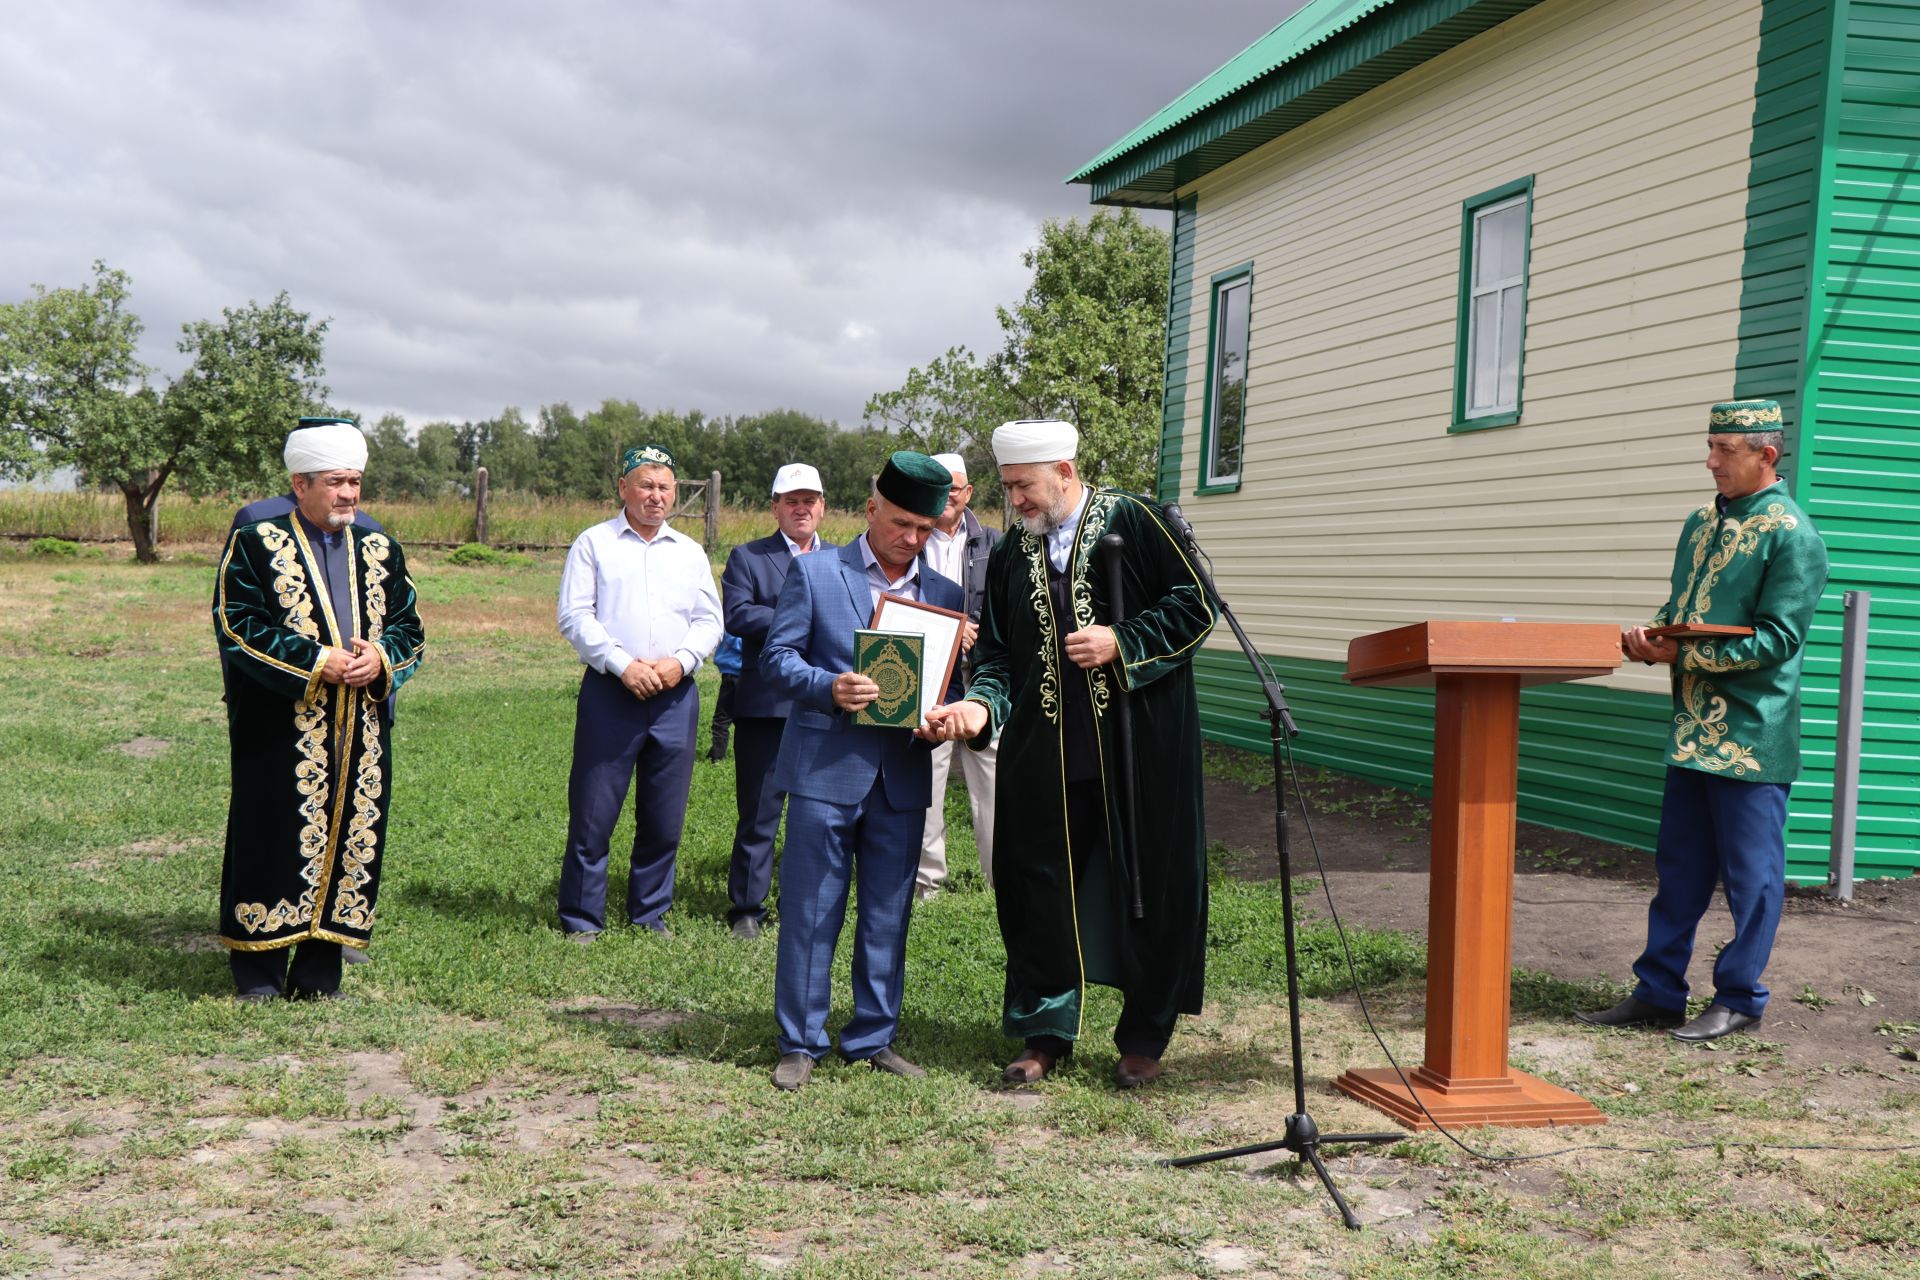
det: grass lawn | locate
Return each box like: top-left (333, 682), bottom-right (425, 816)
top-left (1, 542), bottom-right (1916, 1279)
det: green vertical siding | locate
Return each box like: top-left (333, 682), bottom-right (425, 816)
top-left (1157, 195), bottom-right (1200, 503)
top-left (1194, 651), bottom-right (1670, 851)
top-left (1789, 0), bottom-right (1920, 881)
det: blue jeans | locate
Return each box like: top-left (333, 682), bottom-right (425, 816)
top-left (1632, 767), bottom-right (1790, 1018)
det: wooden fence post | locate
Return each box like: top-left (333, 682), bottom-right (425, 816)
top-left (705, 471), bottom-right (721, 551)
top-left (474, 467), bottom-right (490, 546)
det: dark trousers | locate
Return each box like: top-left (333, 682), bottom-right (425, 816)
top-left (1632, 767), bottom-right (1791, 1019)
top-left (558, 670), bottom-right (699, 933)
top-left (1007, 781), bottom-right (1175, 1060)
top-left (230, 940), bottom-right (342, 996)
top-left (727, 716), bottom-right (787, 924)
top-left (709, 674), bottom-right (738, 756)
top-left (774, 781), bottom-right (925, 1059)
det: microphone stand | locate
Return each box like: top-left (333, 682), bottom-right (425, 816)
top-left (1156, 503), bottom-right (1400, 1230)
top-left (1098, 533), bottom-right (1145, 920)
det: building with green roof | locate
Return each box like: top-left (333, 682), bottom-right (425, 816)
top-left (1072, 0), bottom-right (1919, 883)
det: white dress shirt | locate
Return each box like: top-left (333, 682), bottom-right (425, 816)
top-left (558, 515), bottom-right (723, 678)
top-left (927, 522), bottom-right (967, 587)
top-left (782, 531), bottom-right (820, 558)
top-left (858, 532), bottom-right (921, 612)
top-left (1045, 488), bottom-right (1091, 572)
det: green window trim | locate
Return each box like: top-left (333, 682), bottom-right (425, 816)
top-left (1196, 261), bottom-right (1255, 495)
top-left (1451, 175), bottom-right (1534, 434)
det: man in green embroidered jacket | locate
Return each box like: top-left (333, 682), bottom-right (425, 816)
top-left (213, 421), bottom-right (426, 1002)
top-left (925, 420), bottom-right (1217, 1089)
top-left (1580, 399), bottom-right (1828, 1044)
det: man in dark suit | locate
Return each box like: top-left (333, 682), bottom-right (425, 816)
top-left (718, 462), bottom-right (832, 939)
top-left (759, 452), bottom-right (963, 1089)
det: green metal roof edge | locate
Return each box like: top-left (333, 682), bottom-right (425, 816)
top-left (1070, 0), bottom-right (1393, 181)
top-left (1073, 0), bottom-right (1545, 206)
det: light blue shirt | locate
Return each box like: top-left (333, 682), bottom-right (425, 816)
top-left (858, 532), bottom-right (921, 613)
top-left (1045, 488), bottom-right (1090, 572)
top-left (558, 515), bottom-right (723, 678)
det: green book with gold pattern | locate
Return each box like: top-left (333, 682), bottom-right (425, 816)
top-left (852, 629), bottom-right (923, 728)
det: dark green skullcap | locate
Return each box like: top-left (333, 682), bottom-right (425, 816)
top-left (621, 443), bottom-right (676, 474)
top-left (876, 450), bottom-right (952, 518)
top-left (296, 416), bottom-right (357, 428)
top-left (1707, 400), bottom-right (1783, 434)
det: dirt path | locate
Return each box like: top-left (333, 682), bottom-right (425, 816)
top-left (1205, 767), bottom-right (1920, 1078)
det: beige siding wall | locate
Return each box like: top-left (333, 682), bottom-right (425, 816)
top-left (1175, 0), bottom-right (1764, 696)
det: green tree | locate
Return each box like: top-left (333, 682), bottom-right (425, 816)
top-left (0, 262), bottom-right (329, 561)
top-left (362, 412), bottom-right (460, 500)
top-left (456, 407), bottom-right (543, 492)
top-left (862, 346), bottom-right (1014, 506)
top-left (995, 209), bottom-right (1169, 493)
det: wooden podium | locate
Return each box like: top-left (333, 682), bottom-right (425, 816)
top-left (1331, 621), bottom-right (1620, 1130)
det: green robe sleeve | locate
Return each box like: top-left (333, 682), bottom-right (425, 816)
top-left (214, 525), bottom-right (329, 704)
top-left (1108, 496), bottom-right (1218, 693)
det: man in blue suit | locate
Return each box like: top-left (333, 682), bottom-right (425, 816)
top-left (760, 452), bottom-right (963, 1089)
top-left (719, 462), bottom-right (833, 939)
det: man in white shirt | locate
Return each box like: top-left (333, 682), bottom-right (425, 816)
top-left (556, 444), bottom-right (723, 941)
top-left (916, 452), bottom-right (1000, 899)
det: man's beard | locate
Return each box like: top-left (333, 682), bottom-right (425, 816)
top-left (1018, 492), bottom-right (1074, 536)
top-left (325, 510), bottom-right (353, 530)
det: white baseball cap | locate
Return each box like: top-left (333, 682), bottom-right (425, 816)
top-left (771, 462), bottom-right (824, 495)
top-left (931, 452), bottom-right (967, 480)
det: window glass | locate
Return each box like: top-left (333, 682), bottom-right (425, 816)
top-left (1463, 192), bottom-right (1529, 419)
top-left (1207, 278), bottom-right (1250, 485)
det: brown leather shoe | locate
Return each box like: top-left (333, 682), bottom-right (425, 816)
top-left (1114, 1054), bottom-right (1163, 1089)
top-left (1002, 1047), bottom-right (1064, 1084)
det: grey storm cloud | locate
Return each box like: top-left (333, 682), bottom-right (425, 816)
top-left (2, 0), bottom-right (1301, 430)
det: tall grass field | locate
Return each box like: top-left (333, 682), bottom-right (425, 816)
top-left (0, 489), bottom-right (872, 551)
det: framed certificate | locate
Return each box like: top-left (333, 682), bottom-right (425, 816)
top-left (870, 593), bottom-right (967, 721)
top-left (1645, 623), bottom-right (1756, 640)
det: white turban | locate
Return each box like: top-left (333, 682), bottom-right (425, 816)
top-left (284, 422), bottom-right (368, 474)
top-left (991, 419), bottom-right (1078, 466)
top-left (931, 452), bottom-right (967, 479)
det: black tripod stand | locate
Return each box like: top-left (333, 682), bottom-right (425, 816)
top-left (1157, 504), bottom-right (1400, 1230)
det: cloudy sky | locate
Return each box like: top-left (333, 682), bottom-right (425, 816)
top-left (3, 1), bottom-right (1303, 433)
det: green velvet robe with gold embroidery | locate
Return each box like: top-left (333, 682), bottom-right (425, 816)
top-left (964, 489), bottom-right (1218, 1039)
top-left (213, 515), bottom-right (425, 952)
top-left (1650, 480), bottom-right (1828, 782)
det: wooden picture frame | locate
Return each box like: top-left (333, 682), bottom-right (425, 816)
top-left (869, 593), bottom-right (968, 721)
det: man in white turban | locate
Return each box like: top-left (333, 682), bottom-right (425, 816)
top-left (212, 416), bottom-right (426, 1001)
top-left (925, 420), bottom-right (1217, 1089)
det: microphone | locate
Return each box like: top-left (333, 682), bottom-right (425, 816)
top-left (1160, 502), bottom-right (1197, 554)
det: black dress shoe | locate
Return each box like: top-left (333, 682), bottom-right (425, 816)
top-left (1673, 1004), bottom-right (1761, 1043)
top-left (772, 1052), bottom-right (814, 1091)
top-left (1574, 996), bottom-right (1684, 1030)
top-left (861, 1047), bottom-right (926, 1078)
top-left (234, 991), bottom-right (279, 1005)
top-left (730, 917), bottom-right (762, 940)
top-left (342, 946), bottom-right (370, 966)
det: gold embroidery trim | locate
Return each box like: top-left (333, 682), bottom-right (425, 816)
top-left (1068, 491), bottom-right (1119, 719)
top-left (232, 694), bottom-right (332, 934)
top-left (1679, 504), bottom-right (1798, 622)
top-left (331, 689), bottom-right (384, 931)
top-left (1022, 529), bottom-right (1062, 726)
top-left (1670, 673), bottom-right (1764, 777)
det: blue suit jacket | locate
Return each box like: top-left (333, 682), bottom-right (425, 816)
top-left (761, 539), bottom-right (964, 810)
top-left (721, 532), bottom-right (834, 719)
